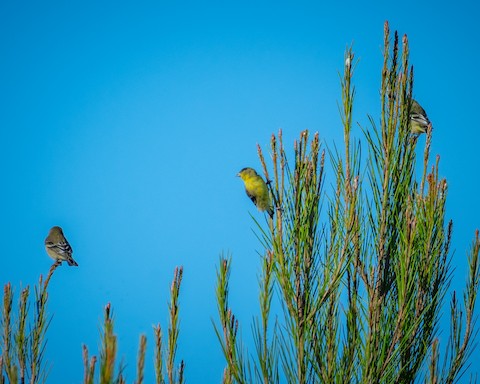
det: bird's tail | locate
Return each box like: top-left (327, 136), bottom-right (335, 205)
top-left (67, 258), bottom-right (79, 267)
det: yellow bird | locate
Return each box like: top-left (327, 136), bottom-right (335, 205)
top-left (45, 226), bottom-right (78, 266)
top-left (410, 99), bottom-right (431, 134)
top-left (237, 167), bottom-right (274, 218)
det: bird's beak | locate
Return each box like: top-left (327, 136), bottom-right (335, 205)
top-left (236, 173), bottom-right (240, 177)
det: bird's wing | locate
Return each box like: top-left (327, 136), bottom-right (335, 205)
top-left (246, 189), bottom-right (257, 205)
top-left (410, 113), bottom-right (430, 126)
top-left (46, 240), bottom-right (73, 257)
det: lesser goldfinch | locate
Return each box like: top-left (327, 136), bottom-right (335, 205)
top-left (410, 99), bottom-right (431, 134)
top-left (44, 226), bottom-right (78, 266)
top-left (237, 167), bottom-right (274, 218)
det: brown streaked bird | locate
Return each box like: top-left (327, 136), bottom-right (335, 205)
top-left (45, 226), bottom-right (78, 266)
top-left (410, 99), bottom-right (431, 134)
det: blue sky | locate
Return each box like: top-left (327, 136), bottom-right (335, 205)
top-left (1, 1), bottom-right (479, 382)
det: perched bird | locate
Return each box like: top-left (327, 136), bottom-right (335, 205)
top-left (409, 99), bottom-right (431, 134)
top-left (44, 226), bottom-right (78, 266)
top-left (237, 167), bottom-right (274, 218)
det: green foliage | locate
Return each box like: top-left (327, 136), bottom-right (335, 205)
top-left (1, 262), bottom-right (59, 384)
top-left (213, 21), bottom-right (480, 383)
top-left (1, 266), bottom-right (185, 384)
top-left (81, 267), bottom-right (185, 384)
